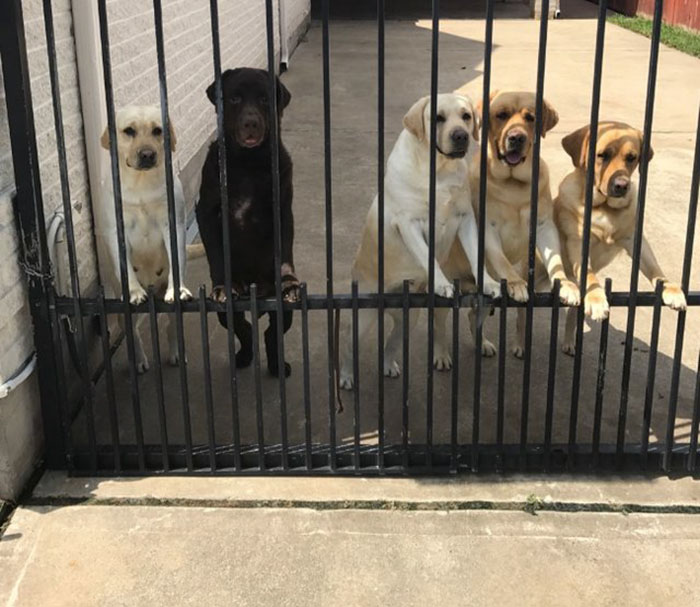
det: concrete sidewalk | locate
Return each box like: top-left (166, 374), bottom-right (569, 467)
top-left (2, 472), bottom-right (700, 606)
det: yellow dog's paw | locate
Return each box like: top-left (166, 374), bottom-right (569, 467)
top-left (507, 279), bottom-right (529, 303)
top-left (558, 280), bottom-right (580, 307)
top-left (129, 285), bottom-right (147, 305)
top-left (585, 290), bottom-right (609, 321)
top-left (662, 282), bottom-right (687, 311)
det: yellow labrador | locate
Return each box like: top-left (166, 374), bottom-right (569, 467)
top-left (97, 105), bottom-right (198, 372)
top-left (555, 121), bottom-right (687, 355)
top-left (444, 91), bottom-right (580, 357)
top-left (339, 93), bottom-right (500, 389)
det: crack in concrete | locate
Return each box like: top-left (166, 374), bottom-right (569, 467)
top-left (21, 496), bottom-right (700, 516)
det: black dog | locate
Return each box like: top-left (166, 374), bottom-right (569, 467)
top-left (197, 67), bottom-right (299, 378)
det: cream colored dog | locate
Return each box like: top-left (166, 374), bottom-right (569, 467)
top-left (97, 105), bottom-right (197, 373)
top-left (339, 93), bottom-right (500, 390)
top-left (555, 121), bottom-right (687, 355)
top-left (441, 91), bottom-right (580, 358)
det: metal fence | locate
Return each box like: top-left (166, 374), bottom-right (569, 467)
top-left (1, 0), bottom-right (698, 476)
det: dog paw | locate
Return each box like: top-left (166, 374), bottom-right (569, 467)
top-left (129, 285), bottom-right (147, 305)
top-left (281, 273), bottom-right (301, 303)
top-left (168, 351), bottom-right (188, 366)
top-left (384, 360), bottom-right (401, 378)
top-left (433, 351), bottom-right (453, 371)
top-left (483, 279), bottom-right (501, 298)
top-left (135, 358), bottom-right (150, 374)
top-left (507, 280), bottom-right (529, 303)
top-left (482, 338), bottom-right (497, 357)
top-left (585, 290), bottom-right (609, 321)
top-left (436, 282), bottom-right (455, 299)
top-left (512, 345), bottom-right (525, 359)
top-left (662, 282), bottom-right (687, 311)
top-left (559, 280), bottom-right (580, 307)
top-left (268, 361), bottom-right (291, 378)
top-left (562, 342), bottom-right (576, 357)
top-left (211, 285), bottom-right (241, 303)
top-left (165, 286), bottom-right (193, 303)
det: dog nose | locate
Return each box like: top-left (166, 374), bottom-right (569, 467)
top-left (137, 148), bottom-right (156, 165)
top-left (450, 129), bottom-right (468, 145)
top-left (243, 116), bottom-right (260, 130)
top-left (507, 131), bottom-right (526, 148)
top-left (611, 175), bottom-right (630, 197)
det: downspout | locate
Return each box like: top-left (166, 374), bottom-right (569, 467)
top-left (279, 0), bottom-right (290, 71)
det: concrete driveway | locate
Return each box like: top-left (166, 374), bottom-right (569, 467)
top-left (75, 1), bottom-right (700, 466)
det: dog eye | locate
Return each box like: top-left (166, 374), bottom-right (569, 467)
top-left (597, 151), bottom-right (609, 160)
top-left (152, 127), bottom-right (163, 136)
top-left (524, 113), bottom-right (535, 122)
top-left (123, 127), bottom-right (136, 137)
top-left (495, 111), bottom-right (509, 120)
top-left (260, 97), bottom-right (268, 105)
top-left (436, 114), bottom-right (446, 123)
top-left (625, 154), bottom-right (637, 163)
top-left (229, 96), bottom-right (242, 105)
top-left (462, 112), bottom-right (471, 121)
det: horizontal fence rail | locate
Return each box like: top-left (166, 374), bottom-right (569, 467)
top-left (1, 0), bottom-right (698, 477)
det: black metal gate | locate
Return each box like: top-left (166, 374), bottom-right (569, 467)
top-left (1, 0), bottom-right (698, 476)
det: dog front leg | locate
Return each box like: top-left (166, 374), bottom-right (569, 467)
top-left (395, 217), bottom-right (454, 298)
top-left (536, 218), bottom-right (580, 306)
top-left (483, 226), bottom-right (528, 302)
top-left (565, 235), bottom-right (607, 321)
top-left (456, 211), bottom-right (500, 297)
top-left (105, 232), bottom-right (146, 304)
top-left (623, 235), bottom-right (687, 311)
top-left (161, 219), bottom-right (192, 303)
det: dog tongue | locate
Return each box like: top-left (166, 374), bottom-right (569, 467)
top-left (506, 151), bottom-right (522, 165)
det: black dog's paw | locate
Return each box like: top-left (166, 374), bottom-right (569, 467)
top-left (281, 273), bottom-right (300, 303)
top-left (235, 347), bottom-right (253, 369)
top-left (211, 284), bottom-right (244, 302)
top-left (268, 360), bottom-right (291, 378)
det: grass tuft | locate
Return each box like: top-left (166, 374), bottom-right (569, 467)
top-left (608, 13), bottom-right (700, 58)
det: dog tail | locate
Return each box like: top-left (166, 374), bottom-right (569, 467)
top-left (186, 242), bottom-right (206, 260)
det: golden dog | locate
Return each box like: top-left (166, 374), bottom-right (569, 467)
top-left (555, 121), bottom-right (687, 355)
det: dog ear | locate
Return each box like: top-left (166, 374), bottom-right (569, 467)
top-left (277, 77), bottom-right (291, 112)
top-left (637, 130), bottom-right (654, 163)
top-left (206, 68), bottom-right (239, 105)
top-left (471, 103), bottom-right (480, 142)
top-left (167, 117), bottom-right (177, 152)
top-left (541, 99), bottom-right (559, 137)
top-left (100, 126), bottom-right (111, 150)
top-left (561, 124), bottom-right (590, 168)
top-left (475, 89), bottom-right (500, 115)
top-left (403, 96), bottom-right (430, 141)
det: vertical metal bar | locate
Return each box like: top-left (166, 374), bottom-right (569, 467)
top-left (402, 279), bottom-right (410, 469)
top-left (450, 281), bottom-right (460, 472)
top-left (264, 0), bottom-right (289, 470)
top-left (250, 284), bottom-right (265, 471)
top-left (300, 283), bottom-right (312, 470)
top-left (543, 279), bottom-right (560, 471)
top-left (617, 0), bottom-right (663, 466)
top-left (520, 0), bottom-right (550, 470)
top-left (153, 0), bottom-right (192, 472)
top-left (669, 105), bottom-right (700, 471)
top-left (147, 289), bottom-right (169, 472)
top-left (426, 0), bottom-right (440, 469)
top-left (352, 280), bottom-right (361, 471)
top-left (1, 0), bottom-right (68, 469)
top-left (42, 0), bottom-right (97, 473)
top-left (640, 280), bottom-right (664, 469)
top-left (496, 279), bottom-right (507, 467)
top-left (96, 0), bottom-right (146, 471)
top-left (474, 0), bottom-right (495, 474)
top-left (569, 0), bottom-right (607, 465)
top-left (376, 0), bottom-right (386, 473)
top-left (688, 351), bottom-right (700, 473)
top-left (199, 287), bottom-right (216, 472)
top-left (591, 278), bottom-right (612, 469)
top-left (321, 0), bottom-right (337, 471)
top-left (208, 0), bottom-right (241, 470)
top-left (97, 287), bottom-right (121, 472)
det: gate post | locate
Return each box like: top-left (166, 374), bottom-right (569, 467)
top-left (0, 0), bottom-right (68, 469)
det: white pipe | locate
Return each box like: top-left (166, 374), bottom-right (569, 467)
top-left (279, 0), bottom-right (290, 68)
top-left (0, 354), bottom-right (37, 399)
